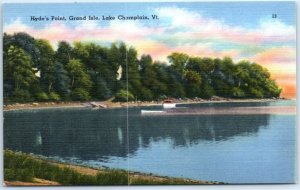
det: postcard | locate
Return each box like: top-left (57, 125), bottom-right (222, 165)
top-left (2, 1), bottom-right (296, 186)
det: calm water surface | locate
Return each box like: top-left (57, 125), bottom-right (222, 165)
top-left (4, 100), bottom-right (296, 183)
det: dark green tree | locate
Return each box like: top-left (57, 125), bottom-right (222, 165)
top-left (53, 62), bottom-right (71, 99)
top-left (35, 39), bottom-right (56, 93)
top-left (89, 71), bottom-right (112, 100)
top-left (168, 52), bottom-right (189, 75)
top-left (55, 41), bottom-right (73, 66)
top-left (66, 59), bottom-right (92, 100)
top-left (2, 32), bottom-right (282, 102)
top-left (5, 32), bottom-right (41, 68)
top-left (5, 46), bottom-right (37, 102)
top-left (183, 70), bottom-right (202, 98)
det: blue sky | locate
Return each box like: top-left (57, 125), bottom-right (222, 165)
top-left (3, 2), bottom-right (296, 28)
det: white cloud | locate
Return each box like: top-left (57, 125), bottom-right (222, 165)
top-left (257, 18), bottom-right (295, 38)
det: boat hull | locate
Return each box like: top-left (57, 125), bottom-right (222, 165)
top-left (141, 110), bottom-right (165, 115)
top-left (163, 103), bottom-right (176, 109)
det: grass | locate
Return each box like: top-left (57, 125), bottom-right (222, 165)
top-left (4, 149), bottom-right (128, 185)
top-left (4, 149), bottom-right (223, 185)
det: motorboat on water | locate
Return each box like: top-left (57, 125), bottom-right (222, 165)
top-left (141, 99), bottom-right (176, 115)
top-left (162, 99), bottom-right (176, 109)
top-left (141, 110), bottom-right (165, 115)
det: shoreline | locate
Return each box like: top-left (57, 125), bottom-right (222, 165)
top-left (3, 97), bottom-right (291, 111)
top-left (4, 150), bottom-right (223, 185)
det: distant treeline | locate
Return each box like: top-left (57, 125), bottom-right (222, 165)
top-left (3, 32), bottom-right (281, 103)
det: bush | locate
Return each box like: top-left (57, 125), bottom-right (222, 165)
top-left (12, 89), bottom-right (31, 102)
top-left (95, 170), bottom-right (128, 185)
top-left (249, 88), bottom-right (263, 98)
top-left (232, 87), bottom-right (245, 98)
top-left (48, 92), bottom-right (61, 101)
top-left (139, 87), bottom-right (153, 101)
top-left (71, 88), bottom-right (90, 101)
top-left (4, 169), bottom-right (16, 181)
top-left (4, 168), bottom-right (34, 182)
top-left (200, 84), bottom-right (215, 99)
top-left (113, 89), bottom-right (134, 102)
top-left (35, 92), bottom-right (49, 101)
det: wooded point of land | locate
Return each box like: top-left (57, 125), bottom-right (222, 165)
top-left (3, 32), bottom-right (281, 103)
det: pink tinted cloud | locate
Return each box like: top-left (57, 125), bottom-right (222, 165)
top-left (4, 19), bottom-right (163, 45)
top-left (251, 47), bottom-right (295, 65)
top-left (134, 40), bottom-right (241, 62)
top-left (182, 22), bottom-right (295, 45)
top-left (172, 44), bottom-right (241, 59)
top-left (250, 47), bottom-right (296, 80)
top-left (250, 47), bottom-right (296, 98)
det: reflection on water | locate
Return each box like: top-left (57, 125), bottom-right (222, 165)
top-left (5, 108), bottom-right (128, 159)
top-left (129, 114), bottom-right (270, 148)
top-left (4, 109), bottom-right (269, 158)
top-left (4, 101), bottom-right (296, 183)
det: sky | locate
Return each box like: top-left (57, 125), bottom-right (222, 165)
top-left (3, 2), bottom-right (296, 98)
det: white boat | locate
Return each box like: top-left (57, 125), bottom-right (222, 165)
top-left (163, 99), bottom-right (176, 109)
top-left (141, 110), bottom-right (165, 115)
top-left (163, 103), bottom-right (176, 109)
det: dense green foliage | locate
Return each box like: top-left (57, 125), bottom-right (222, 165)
top-left (3, 32), bottom-right (281, 103)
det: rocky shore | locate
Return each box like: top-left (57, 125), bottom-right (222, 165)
top-left (3, 96), bottom-right (288, 111)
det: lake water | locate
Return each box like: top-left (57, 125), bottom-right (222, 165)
top-left (4, 100), bottom-right (296, 184)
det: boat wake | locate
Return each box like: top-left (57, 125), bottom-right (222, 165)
top-left (141, 106), bottom-right (295, 116)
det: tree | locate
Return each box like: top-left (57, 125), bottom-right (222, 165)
top-left (264, 80), bottom-right (281, 98)
top-left (73, 42), bottom-right (117, 98)
top-left (139, 56), bottom-right (169, 100)
top-left (150, 63), bottom-right (169, 100)
top-left (3, 34), bottom-right (14, 99)
top-left (53, 62), bottom-right (71, 99)
top-left (166, 68), bottom-right (185, 98)
top-left (55, 41), bottom-right (73, 66)
top-left (3, 33), bottom-right (41, 100)
top-left (200, 84), bottom-right (216, 99)
top-left (107, 42), bottom-right (128, 93)
top-left (89, 71), bottom-right (112, 100)
top-left (183, 70), bottom-right (202, 98)
top-left (116, 44), bottom-right (143, 99)
top-left (6, 32), bottom-right (41, 68)
top-left (213, 57), bottom-right (235, 97)
top-left (168, 53), bottom-right (189, 75)
top-left (234, 61), bottom-right (281, 98)
top-left (35, 39), bottom-right (55, 93)
top-left (185, 57), bottom-right (216, 98)
top-left (2, 32), bottom-right (282, 102)
top-left (66, 59), bottom-right (92, 100)
top-left (5, 46), bottom-right (37, 101)
top-left (139, 55), bottom-right (155, 100)
top-left (113, 89), bottom-right (134, 102)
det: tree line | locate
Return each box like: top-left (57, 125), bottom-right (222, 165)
top-left (3, 32), bottom-right (281, 103)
